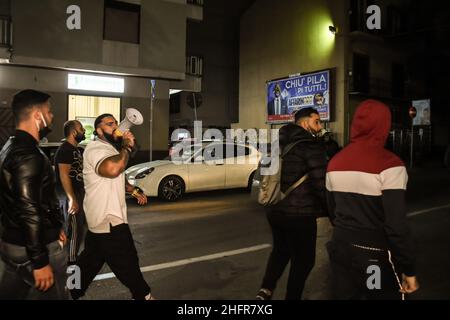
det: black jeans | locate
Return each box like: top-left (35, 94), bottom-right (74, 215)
top-left (326, 239), bottom-right (403, 300)
top-left (261, 212), bottom-right (317, 300)
top-left (0, 240), bottom-right (69, 300)
top-left (71, 223), bottom-right (150, 300)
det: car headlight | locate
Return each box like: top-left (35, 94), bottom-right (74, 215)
top-left (135, 168), bottom-right (154, 179)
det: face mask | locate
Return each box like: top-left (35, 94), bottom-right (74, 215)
top-left (75, 132), bottom-right (86, 143)
top-left (103, 132), bottom-right (123, 151)
top-left (306, 126), bottom-right (320, 138)
top-left (36, 113), bottom-right (52, 140)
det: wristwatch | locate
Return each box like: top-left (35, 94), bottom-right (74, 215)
top-left (131, 187), bottom-right (142, 198)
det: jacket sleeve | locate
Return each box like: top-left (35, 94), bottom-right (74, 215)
top-left (302, 143), bottom-right (329, 215)
top-left (11, 153), bottom-right (49, 269)
top-left (380, 166), bottom-right (416, 276)
top-left (325, 174), bottom-right (336, 224)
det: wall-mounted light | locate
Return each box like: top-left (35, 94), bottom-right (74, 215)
top-left (329, 25), bottom-right (337, 35)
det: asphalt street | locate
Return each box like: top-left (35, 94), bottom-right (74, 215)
top-left (80, 167), bottom-right (450, 300)
top-left (0, 167), bottom-right (449, 300)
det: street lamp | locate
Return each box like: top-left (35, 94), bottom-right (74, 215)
top-left (329, 25), bottom-right (337, 35)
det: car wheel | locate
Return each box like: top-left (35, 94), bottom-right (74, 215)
top-left (158, 176), bottom-right (185, 201)
top-left (244, 171), bottom-right (256, 193)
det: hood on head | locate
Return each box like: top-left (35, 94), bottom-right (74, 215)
top-left (350, 99), bottom-right (391, 147)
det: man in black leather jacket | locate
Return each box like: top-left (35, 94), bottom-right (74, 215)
top-left (0, 89), bottom-right (68, 299)
top-left (256, 107), bottom-right (328, 300)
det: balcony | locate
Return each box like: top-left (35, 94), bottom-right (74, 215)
top-left (169, 55), bottom-right (203, 93)
top-left (187, 0), bottom-right (203, 21)
top-left (0, 15), bottom-right (12, 62)
top-left (186, 55), bottom-right (203, 77)
top-left (0, 16), bottom-right (12, 47)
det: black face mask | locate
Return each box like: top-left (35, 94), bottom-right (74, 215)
top-left (103, 132), bottom-right (123, 151)
top-left (39, 127), bottom-right (52, 140)
top-left (37, 113), bottom-right (52, 140)
top-left (75, 132), bottom-right (86, 143)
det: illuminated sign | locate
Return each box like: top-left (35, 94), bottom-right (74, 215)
top-left (68, 74), bottom-right (124, 93)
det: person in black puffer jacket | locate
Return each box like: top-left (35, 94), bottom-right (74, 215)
top-left (256, 107), bottom-right (328, 301)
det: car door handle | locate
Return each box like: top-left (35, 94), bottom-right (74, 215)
top-left (215, 163), bottom-right (224, 166)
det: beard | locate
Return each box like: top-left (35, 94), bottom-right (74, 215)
top-left (103, 132), bottom-right (123, 150)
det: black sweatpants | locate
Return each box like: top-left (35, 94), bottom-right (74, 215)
top-left (71, 223), bottom-right (150, 300)
top-left (59, 191), bottom-right (87, 264)
top-left (261, 212), bottom-right (317, 300)
top-left (326, 239), bottom-right (403, 300)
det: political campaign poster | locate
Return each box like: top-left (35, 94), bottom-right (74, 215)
top-left (267, 70), bottom-right (330, 124)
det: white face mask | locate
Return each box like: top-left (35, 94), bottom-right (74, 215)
top-left (35, 112), bottom-right (47, 131)
top-left (35, 112), bottom-right (52, 140)
top-left (40, 113), bottom-right (48, 128)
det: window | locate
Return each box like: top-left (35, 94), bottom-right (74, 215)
top-left (387, 6), bottom-right (407, 35)
top-left (68, 95), bottom-right (121, 142)
top-left (352, 53), bottom-right (370, 94)
top-left (223, 144), bottom-right (251, 159)
top-left (186, 56), bottom-right (204, 76)
top-left (350, 0), bottom-right (376, 33)
top-left (104, 0), bottom-right (140, 44)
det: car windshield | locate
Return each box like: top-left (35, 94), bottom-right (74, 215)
top-left (167, 144), bottom-right (203, 162)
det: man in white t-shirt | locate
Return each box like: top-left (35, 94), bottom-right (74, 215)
top-left (70, 113), bottom-right (153, 300)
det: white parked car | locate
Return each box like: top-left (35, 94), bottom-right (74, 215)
top-left (125, 142), bottom-right (261, 201)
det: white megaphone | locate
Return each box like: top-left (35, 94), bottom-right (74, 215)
top-left (115, 108), bottom-right (144, 137)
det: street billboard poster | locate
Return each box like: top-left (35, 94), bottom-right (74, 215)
top-left (412, 99), bottom-right (431, 126)
top-left (266, 70), bottom-right (330, 124)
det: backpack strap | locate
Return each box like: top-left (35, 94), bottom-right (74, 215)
top-left (281, 139), bottom-right (307, 158)
top-left (280, 139), bottom-right (310, 197)
top-left (283, 174), bottom-right (308, 197)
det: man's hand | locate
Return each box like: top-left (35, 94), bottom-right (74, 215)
top-left (68, 196), bottom-right (79, 215)
top-left (400, 274), bottom-right (419, 294)
top-left (122, 130), bottom-right (135, 150)
top-left (33, 265), bottom-right (54, 292)
top-left (59, 229), bottom-right (67, 245)
top-left (135, 192), bottom-right (147, 206)
top-left (131, 188), bottom-right (147, 206)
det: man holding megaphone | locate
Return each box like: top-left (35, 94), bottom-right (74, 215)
top-left (71, 112), bottom-right (155, 300)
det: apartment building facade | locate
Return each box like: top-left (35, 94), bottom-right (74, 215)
top-left (0, 0), bottom-right (203, 159)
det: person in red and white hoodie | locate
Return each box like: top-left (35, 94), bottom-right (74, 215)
top-left (326, 99), bottom-right (419, 300)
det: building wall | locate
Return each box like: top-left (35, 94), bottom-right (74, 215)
top-left (170, 0), bottom-right (240, 129)
top-left (9, 0), bottom-right (187, 79)
top-left (234, 0), bottom-right (348, 145)
top-left (12, 0), bottom-right (103, 65)
top-left (140, 0), bottom-right (186, 73)
top-left (0, 65), bottom-right (170, 153)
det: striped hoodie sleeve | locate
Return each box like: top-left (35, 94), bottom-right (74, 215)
top-left (380, 166), bottom-right (416, 276)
